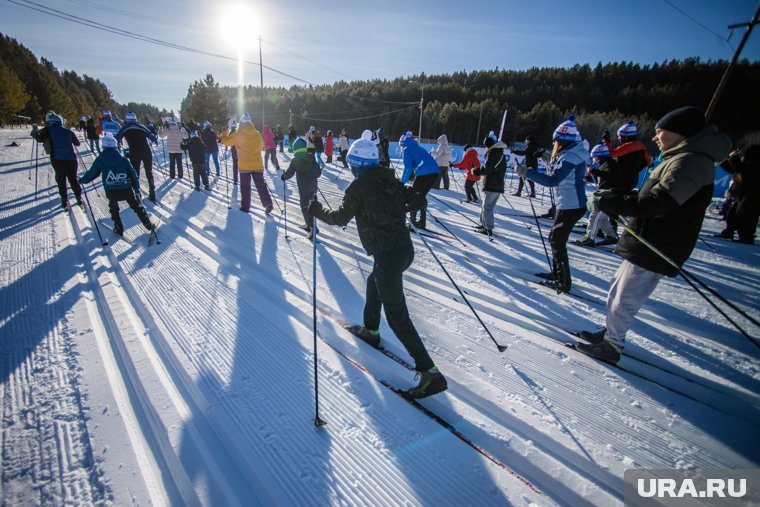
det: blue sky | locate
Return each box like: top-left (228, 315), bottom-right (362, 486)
top-left (1, 0), bottom-right (758, 113)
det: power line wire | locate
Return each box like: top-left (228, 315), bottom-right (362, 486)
top-left (661, 0), bottom-right (730, 43)
top-left (292, 104), bottom-right (419, 123)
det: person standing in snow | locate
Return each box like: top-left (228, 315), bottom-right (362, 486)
top-left (31, 112), bottom-right (83, 210)
top-left (337, 128), bottom-right (350, 168)
top-left (574, 143), bottom-right (619, 246)
top-left (78, 133), bottom-right (154, 236)
top-left (516, 116), bottom-right (587, 293)
top-left (307, 130), bottom-right (447, 399)
top-left (281, 137), bottom-right (321, 237)
top-left (182, 131), bottom-right (210, 191)
top-left (511, 135), bottom-right (540, 197)
top-left (451, 144), bottom-right (481, 203)
top-left (275, 125), bottom-right (284, 153)
top-left (96, 109), bottom-right (121, 139)
top-left (611, 120), bottom-right (652, 192)
top-left (376, 127), bottom-right (390, 167)
top-left (472, 131), bottom-right (507, 237)
top-left (115, 111), bottom-right (159, 202)
top-left (399, 132), bottom-right (440, 229)
top-left (288, 125), bottom-right (297, 152)
top-left (262, 124), bottom-right (281, 171)
top-left (325, 130), bottom-right (334, 164)
top-left (221, 112), bottom-right (272, 214)
top-left (313, 129), bottom-right (325, 169)
top-left (162, 117), bottom-right (189, 179)
top-left (431, 133), bottom-right (453, 190)
top-left (576, 106), bottom-right (731, 363)
top-left (715, 145), bottom-right (759, 245)
top-left (201, 121), bottom-right (221, 177)
top-left (227, 118), bottom-right (240, 184)
top-left (85, 117), bottom-right (100, 154)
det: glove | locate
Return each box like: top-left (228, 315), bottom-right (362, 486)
top-left (31, 124), bottom-right (38, 136)
top-left (591, 189), bottom-right (612, 210)
top-left (307, 199), bottom-right (323, 218)
top-left (515, 164), bottom-right (529, 177)
top-left (472, 167), bottom-right (482, 176)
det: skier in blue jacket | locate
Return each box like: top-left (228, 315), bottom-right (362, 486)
top-left (31, 112), bottom-right (83, 209)
top-left (79, 134), bottom-right (154, 236)
top-left (399, 132), bottom-right (439, 229)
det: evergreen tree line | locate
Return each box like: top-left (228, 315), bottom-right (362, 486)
top-left (2, 31), bottom-right (756, 152)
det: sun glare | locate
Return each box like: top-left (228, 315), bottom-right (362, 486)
top-left (219, 2), bottom-right (261, 50)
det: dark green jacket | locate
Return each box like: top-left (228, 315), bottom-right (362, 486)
top-left (312, 166), bottom-right (422, 255)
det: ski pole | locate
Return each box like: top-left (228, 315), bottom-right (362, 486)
top-left (34, 141), bottom-right (39, 198)
top-left (82, 182), bottom-right (108, 246)
top-left (409, 217), bottom-right (507, 352)
top-left (427, 192), bottom-right (480, 227)
top-left (28, 137), bottom-right (34, 180)
top-left (428, 211), bottom-right (467, 248)
top-left (224, 148), bottom-right (230, 209)
top-left (283, 177), bottom-right (288, 239)
top-left (317, 187), bottom-right (345, 230)
top-left (618, 216), bottom-right (760, 347)
top-left (312, 213), bottom-right (327, 427)
top-left (498, 193), bottom-right (533, 232)
top-left (528, 195), bottom-right (553, 273)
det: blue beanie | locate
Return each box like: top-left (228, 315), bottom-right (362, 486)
top-left (553, 115), bottom-right (579, 142)
top-left (617, 120), bottom-right (637, 138)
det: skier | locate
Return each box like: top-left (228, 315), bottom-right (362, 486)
top-left (511, 135), bottom-right (541, 197)
top-left (220, 112), bottom-right (272, 213)
top-left (715, 145), bottom-right (759, 244)
top-left (451, 144), bottom-right (481, 203)
top-left (201, 121), bottom-right (221, 177)
top-left (182, 131), bottom-right (210, 191)
top-left (431, 133), bottom-right (453, 190)
top-left (399, 132), bottom-right (440, 229)
top-left (31, 112), bottom-right (83, 209)
top-left (325, 130), bottom-right (334, 164)
top-left (611, 120), bottom-right (652, 191)
top-left (516, 115), bottom-right (587, 293)
top-left (307, 130), bottom-right (447, 399)
top-left (227, 118), bottom-right (239, 184)
top-left (281, 137), bottom-right (321, 237)
top-left (376, 127), bottom-right (390, 167)
top-left (472, 131), bottom-right (507, 236)
top-left (336, 129), bottom-right (350, 168)
top-left (262, 124), bottom-right (280, 171)
top-left (85, 117), bottom-right (100, 154)
top-left (162, 117), bottom-right (189, 179)
top-left (577, 106), bottom-right (731, 363)
top-left (313, 129), bottom-right (325, 169)
top-left (574, 143), bottom-right (619, 246)
top-left (115, 111), bottom-right (159, 202)
top-left (96, 109), bottom-right (121, 138)
top-left (275, 125), bottom-right (284, 153)
top-left (288, 125), bottom-right (297, 152)
top-left (78, 133), bottom-right (154, 236)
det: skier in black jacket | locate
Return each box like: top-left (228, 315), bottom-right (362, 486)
top-left (115, 111), bottom-right (159, 201)
top-left (307, 130), bottom-right (447, 399)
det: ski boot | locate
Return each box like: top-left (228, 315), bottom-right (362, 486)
top-left (407, 367), bottom-right (447, 399)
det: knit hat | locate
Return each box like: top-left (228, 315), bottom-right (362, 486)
top-left (553, 115), bottom-right (579, 142)
top-left (190, 130), bottom-right (199, 138)
top-left (228, 118), bottom-right (238, 130)
top-left (125, 111), bottom-right (137, 123)
top-left (346, 130), bottom-right (379, 169)
top-left (102, 109), bottom-right (112, 118)
top-left (292, 137), bottom-right (308, 159)
top-left (102, 133), bottom-right (118, 149)
top-left (617, 120), bottom-right (637, 139)
top-left (239, 112), bottom-right (252, 124)
top-left (464, 144), bottom-right (472, 151)
top-left (168, 117), bottom-right (177, 125)
top-left (590, 143), bottom-right (610, 160)
top-left (483, 131), bottom-right (498, 148)
top-left (45, 111), bottom-right (62, 125)
top-left (655, 106), bottom-right (705, 138)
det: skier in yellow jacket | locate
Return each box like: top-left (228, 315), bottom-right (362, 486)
top-left (221, 112), bottom-right (272, 213)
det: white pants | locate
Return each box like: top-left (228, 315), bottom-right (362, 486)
top-left (586, 200), bottom-right (615, 239)
top-left (605, 260), bottom-right (664, 349)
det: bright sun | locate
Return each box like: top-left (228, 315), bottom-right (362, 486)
top-left (219, 2), bottom-right (261, 50)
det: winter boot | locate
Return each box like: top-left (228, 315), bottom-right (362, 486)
top-left (346, 325), bottom-right (381, 348)
top-left (113, 223), bottom-right (125, 237)
top-left (538, 278), bottom-right (570, 294)
top-left (598, 235), bottom-right (618, 246)
top-left (265, 205), bottom-right (273, 215)
top-left (575, 340), bottom-right (621, 364)
top-left (407, 367), bottom-right (448, 399)
top-left (579, 328), bottom-right (606, 345)
top-left (535, 271), bottom-right (556, 281)
top-left (573, 236), bottom-right (596, 247)
top-left (511, 191), bottom-right (521, 197)
top-left (714, 230), bottom-right (733, 239)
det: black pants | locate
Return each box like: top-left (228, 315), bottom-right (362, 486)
top-left (410, 173), bottom-right (438, 228)
top-left (548, 207), bottom-right (586, 291)
top-left (464, 179), bottom-right (478, 201)
top-left (364, 242), bottom-right (434, 372)
top-left (725, 197), bottom-right (759, 242)
top-left (192, 162), bottom-right (209, 189)
top-left (339, 149), bottom-right (348, 168)
top-left (129, 150), bottom-right (155, 198)
top-left (435, 166), bottom-right (450, 190)
top-left (52, 159), bottom-right (82, 206)
top-left (169, 153), bottom-right (183, 178)
top-left (106, 188), bottom-right (152, 230)
top-left (515, 176), bottom-right (535, 195)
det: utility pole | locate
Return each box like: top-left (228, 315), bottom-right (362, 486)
top-left (705, 2), bottom-right (760, 121)
top-left (259, 36), bottom-right (265, 126)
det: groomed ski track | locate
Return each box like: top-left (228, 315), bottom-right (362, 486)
top-left (2, 130), bottom-right (758, 505)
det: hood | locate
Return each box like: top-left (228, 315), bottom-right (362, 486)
top-left (437, 134), bottom-right (448, 145)
top-left (487, 140), bottom-right (507, 152)
top-left (662, 125), bottom-right (731, 164)
top-left (401, 137), bottom-right (418, 149)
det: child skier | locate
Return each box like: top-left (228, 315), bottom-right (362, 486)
top-left (78, 133), bottom-right (154, 236)
top-left (281, 137), bottom-right (321, 237)
top-left (182, 131), bottom-right (210, 191)
top-left (451, 144), bottom-right (481, 203)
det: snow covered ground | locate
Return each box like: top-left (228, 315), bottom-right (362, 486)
top-left (1, 127), bottom-right (758, 506)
